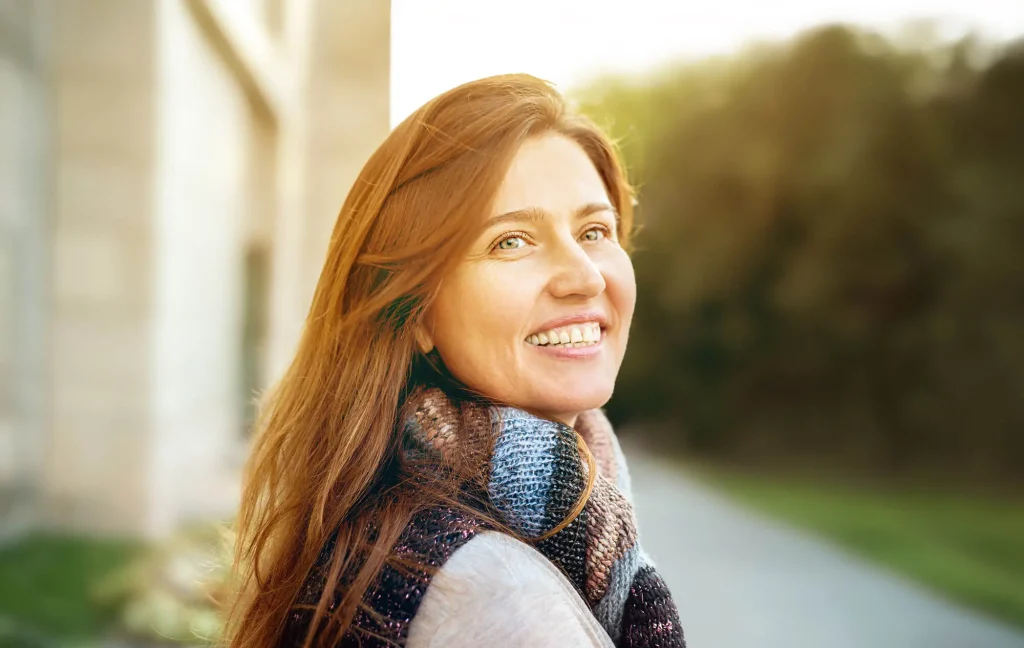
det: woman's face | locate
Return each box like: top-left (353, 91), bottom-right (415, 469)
top-left (423, 133), bottom-right (636, 427)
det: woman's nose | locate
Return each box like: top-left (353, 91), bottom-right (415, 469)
top-left (547, 241), bottom-right (606, 299)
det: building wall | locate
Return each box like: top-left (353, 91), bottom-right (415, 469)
top-left (46, 0), bottom-right (158, 534)
top-left (0, 0), bottom-right (391, 539)
top-left (149, 0), bottom-right (258, 532)
top-left (305, 0), bottom-right (392, 290)
top-left (266, 0), bottom-right (392, 380)
top-left (0, 1), bottom-right (51, 540)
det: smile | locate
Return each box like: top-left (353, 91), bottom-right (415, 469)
top-left (524, 321), bottom-right (602, 348)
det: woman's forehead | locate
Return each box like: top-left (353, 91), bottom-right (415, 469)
top-left (488, 134), bottom-right (610, 218)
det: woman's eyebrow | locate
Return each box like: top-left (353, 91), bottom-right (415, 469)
top-left (484, 202), bottom-right (618, 229)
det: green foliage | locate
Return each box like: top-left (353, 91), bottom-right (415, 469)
top-left (94, 524), bottom-right (231, 645)
top-left (0, 526), bottom-right (231, 647)
top-left (0, 534), bottom-right (141, 643)
top-left (575, 25), bottom-right (1024, 479)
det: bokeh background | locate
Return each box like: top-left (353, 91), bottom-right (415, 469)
top-left (1, 1), bottom-right (1022, 647)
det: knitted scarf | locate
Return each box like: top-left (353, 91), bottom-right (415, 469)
top-left (282, 386), bottom-right (686, 647)
top-left (400, 386), bottom-right (686, 647)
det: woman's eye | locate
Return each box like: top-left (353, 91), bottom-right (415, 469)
top-left (496, 235), bottom-right (527, 251)
top-left (582, 227), bottom-right (607, 242)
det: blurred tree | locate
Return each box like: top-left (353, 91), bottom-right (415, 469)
top-left (575, 25), bottom-right (1024, 481)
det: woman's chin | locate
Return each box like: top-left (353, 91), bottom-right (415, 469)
top-left (526, 386), bottom-right (614, 422)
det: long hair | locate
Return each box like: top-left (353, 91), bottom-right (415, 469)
top-left (223, 74), bottom-right (635, 648)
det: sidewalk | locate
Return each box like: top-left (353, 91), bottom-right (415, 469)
top-left (623, 444), bottom-right (1024, 648)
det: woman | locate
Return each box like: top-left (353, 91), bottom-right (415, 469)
top-left (224, 74), bottom-right (685, 648)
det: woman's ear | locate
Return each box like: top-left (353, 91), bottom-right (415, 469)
top-left (413, 323), bottom-right (435, 354)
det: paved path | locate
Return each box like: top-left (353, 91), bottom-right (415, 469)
top-left (622, 443), bottom-right (1024, 648)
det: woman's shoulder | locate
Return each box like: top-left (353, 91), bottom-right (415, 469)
top-left (407, 530), bottom-right (615, 648)
top-left (283, 505), bottom-right (487, 647)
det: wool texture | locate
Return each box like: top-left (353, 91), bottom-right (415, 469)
top-left (401, 387), bottom-right (685, 647)
top-left (283, 387), bottom-right (685, 647)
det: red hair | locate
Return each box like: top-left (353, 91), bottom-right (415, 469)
top-left (223, 74), bottom-right (635, 648)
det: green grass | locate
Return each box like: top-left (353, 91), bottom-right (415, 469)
top-left (689, 465), bottom-right (1024, 630)
top-left (0, 534), bottom-right (142, 644)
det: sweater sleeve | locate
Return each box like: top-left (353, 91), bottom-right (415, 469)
top-left (406, 530), bottom-right (615, 648)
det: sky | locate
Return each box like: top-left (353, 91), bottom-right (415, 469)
top-left (390, 0), bottom-right (1024, 126)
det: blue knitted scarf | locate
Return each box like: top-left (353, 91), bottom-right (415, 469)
top-left (284, 387), bottom-right (686, 647)
top-left (399, 387), bottom-right (685, 646)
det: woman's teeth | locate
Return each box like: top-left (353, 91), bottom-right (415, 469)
top-left (526, 322), bottom-right (602, 348)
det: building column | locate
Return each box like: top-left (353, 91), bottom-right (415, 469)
top-left (45, 0), bottom-right (158, 535)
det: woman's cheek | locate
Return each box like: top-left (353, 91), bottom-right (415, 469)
top-left (603, 248), bottom-right (636, 308)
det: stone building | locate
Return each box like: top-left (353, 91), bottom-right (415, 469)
top-left (0, 0), bottom-right (391, 538)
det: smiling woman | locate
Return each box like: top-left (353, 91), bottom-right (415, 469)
top-left (423, 134), bottom-right (636, 427)
top-left (223, 75), bottom-right (684, 648)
